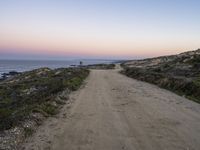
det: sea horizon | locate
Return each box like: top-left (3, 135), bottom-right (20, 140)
top-left (0, 59), bottom-right (116, 77)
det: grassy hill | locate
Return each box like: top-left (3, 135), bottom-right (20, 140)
top-left (0, 68), bottom-right (89, 131)
top-left (122, 49), bottom-right (200, 103)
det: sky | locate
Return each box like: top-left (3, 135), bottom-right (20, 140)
top-left (0, 0), bottom-right (200, 60)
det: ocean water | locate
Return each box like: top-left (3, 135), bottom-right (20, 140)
top-left (0, 59), bottom-right (113, 77)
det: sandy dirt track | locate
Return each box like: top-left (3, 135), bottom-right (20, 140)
top-left (22, 68), bottom-right (200, 150)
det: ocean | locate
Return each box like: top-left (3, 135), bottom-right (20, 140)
top-left (0, 59), bottom-right (114, 77)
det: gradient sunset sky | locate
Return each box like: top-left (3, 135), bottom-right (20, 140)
top-left (0, 0), bottom-right (200, 60)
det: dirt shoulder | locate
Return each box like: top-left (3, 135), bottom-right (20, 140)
top-left (21, 69), bottom-right (200, 150)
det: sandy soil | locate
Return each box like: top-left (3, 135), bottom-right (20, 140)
top-left (21, 67), bottom-right (200, 150)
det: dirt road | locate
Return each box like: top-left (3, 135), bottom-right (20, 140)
top-left (22, 68), bottom-right (200, 150)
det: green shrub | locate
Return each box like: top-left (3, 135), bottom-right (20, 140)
top-left (40, 103), bottom-right (58, 115)
top-left (24, 127), bottom-right (34, 137)
top-left (63, 77), bottom-right (83, 90)
top-left (0, 108), bottom-right (13, 130)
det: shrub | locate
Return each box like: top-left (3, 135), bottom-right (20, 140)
top-left (122, 67), bottom-right (200, 103)
top-left (0, 68), bottom-right (89, 130)
top-left (40, 103), bottom-right (58, 116)
top-left (24, 127), bottom-right (34, 137)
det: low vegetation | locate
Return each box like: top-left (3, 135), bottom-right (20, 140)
top-left (122, 49), bottom-right (200, 103)
top-left (0, 67), bottom-right (89, 131)
top-left (86, 63), bottom-right (115, 69)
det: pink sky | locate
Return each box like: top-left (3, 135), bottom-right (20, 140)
top-left (0, 30), bottom-right (198, 59)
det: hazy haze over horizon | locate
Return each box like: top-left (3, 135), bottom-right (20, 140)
top-left (0, 0), bottom-right (200, 60)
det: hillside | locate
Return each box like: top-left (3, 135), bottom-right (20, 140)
top-left (122, 49), bottom-right (200, 103)
top-left (0, 68), bottom-right (89, 149)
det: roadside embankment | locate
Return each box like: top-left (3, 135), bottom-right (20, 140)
top-left (121, 49), bottom-right (200, 103)
top-left (0, 67), bottom-right (89, 149)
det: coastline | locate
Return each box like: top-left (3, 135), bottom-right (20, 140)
top-left (0, 59), bottom-right (115, 79)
